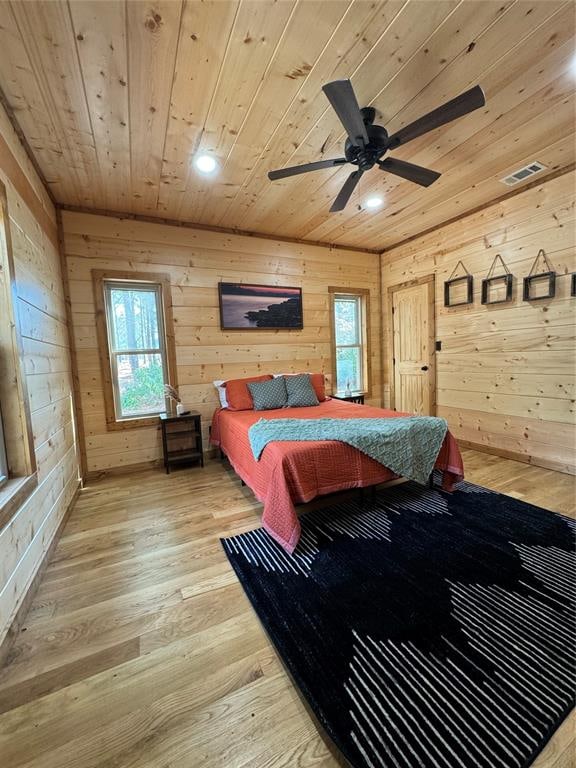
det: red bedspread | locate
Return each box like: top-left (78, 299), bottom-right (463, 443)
top-left (211, 399), bottom-right (464, 553)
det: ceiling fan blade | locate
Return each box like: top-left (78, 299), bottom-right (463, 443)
top-left (379, 158), bottom-right (441, 187)
top-left (322, 80), bottom-right (369, 148)
top-left (330, 170), bottom-right (363, 212)
top-left (268, 158), bottom-right (347, 181)
top-left (387, 85), bottom-right (486, 149)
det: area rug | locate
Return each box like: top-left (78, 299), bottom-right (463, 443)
top-left (221, 478), bottom-right (575, 768)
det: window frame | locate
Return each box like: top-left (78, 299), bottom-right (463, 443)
top-left (328, 286), bottom-right (371, 397)
top-left (104, 280), bottom-right (169, 420)
top-left (93, 270), bottom-right (178, 431)
top-left (0, 406), bottom-right (8, 489)
top-left (0, 180), bottom-right (38, 527)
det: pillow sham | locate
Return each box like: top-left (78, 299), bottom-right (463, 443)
top-left (284, 373), bottom-right (319, 408)
top-left (212, 380), bottom-right (228, 408)
top-left (272, 372), bottom-right (326, 401)
top-left (248, 377), bottom-right (288, 411)
top-left (225, 374), bottom-right (273, 411)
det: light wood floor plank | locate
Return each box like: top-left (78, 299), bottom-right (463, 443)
top-left (0, 450), bottom-right (573, 767)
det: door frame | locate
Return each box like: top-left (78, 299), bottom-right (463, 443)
top-left (387, 274), bottom-right (436, 414)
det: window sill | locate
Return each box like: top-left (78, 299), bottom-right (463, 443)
top-left (105, 415), bottom-right (162, 431)
top-left (0, 474), bottom-right (38, 531)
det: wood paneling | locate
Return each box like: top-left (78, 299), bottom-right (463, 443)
top-left (381, 171), bottom-right (576, 474)
top-left (0, 1), bottom-right (573, 251)
top-left (62, 210), bottom-right (381, 473)
top-left (0, 101), bottom-right (79, 648)
top-left (0, 453), bottom-right (572, 765)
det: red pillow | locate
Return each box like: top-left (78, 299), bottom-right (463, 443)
top-left (309, 373), bottom-right (326, 402)
top-left (225, 375), bottom-right (273, 411)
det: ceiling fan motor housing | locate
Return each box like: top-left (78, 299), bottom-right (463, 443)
top-left (344, 122), bottom-right (389, 170)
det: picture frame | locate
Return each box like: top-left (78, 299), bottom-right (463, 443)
top-left (481, 274), bottom-right (513, 305)
top-left (481, 254), bottom-right (514, 305)
top-left (571, 273), bottom-right (576, 297)
top-left (218, 282), bottom-right (303, 330)
top-left (522, 272), bottom-right (556, 301)
top-left (523, 249), bottom-right (556, 302)
top-left (444, 274), bottom-right (473, 307)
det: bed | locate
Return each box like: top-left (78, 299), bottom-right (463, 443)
top-left (210, 398), bottom-right (464, 553)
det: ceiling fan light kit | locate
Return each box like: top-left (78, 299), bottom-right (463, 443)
top-left (268, 79), bottom-right (486, 213)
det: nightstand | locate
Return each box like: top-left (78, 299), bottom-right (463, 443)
top-left (332, 392), bottom-right (365, 405)
top-left (159, 412), bottom-right (204, 474)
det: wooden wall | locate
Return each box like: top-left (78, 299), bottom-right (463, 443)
top-left (0, 104), bottom-right (79, 647)
top-left (61, 212), bottom-right (382, 475)
top-left (381, 171), bottom-right (575, 475)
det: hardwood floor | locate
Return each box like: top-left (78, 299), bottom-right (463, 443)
top-left (0, 449), bottom-right (574, 767)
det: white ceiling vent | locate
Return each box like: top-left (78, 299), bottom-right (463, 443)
top-left (500, 161), bottom-right (547, 186)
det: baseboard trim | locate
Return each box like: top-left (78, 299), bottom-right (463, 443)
top-left (85, 450), bottom-right (218, 482)
top-left (458, 440), bottom-right (576, 476)
top-left (86, 459), bottom-right (162, 482)
top-left (0, 482), bottom-right (81, 668)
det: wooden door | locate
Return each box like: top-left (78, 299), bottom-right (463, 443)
top-left (391, 278), bottom-right (435, 415)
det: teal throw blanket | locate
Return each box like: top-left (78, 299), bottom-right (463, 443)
top-left (248, 416), bottom-right (448, 486)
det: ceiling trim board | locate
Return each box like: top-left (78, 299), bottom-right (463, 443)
top-left (0, 83), bottom-right (56, 209)
top-left (0, 106), bottom-right (58, 247)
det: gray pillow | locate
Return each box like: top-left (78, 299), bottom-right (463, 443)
top-left (284, 374), bottom-right (319, 407)
top-left (248, 377), bottom-right (288, 410)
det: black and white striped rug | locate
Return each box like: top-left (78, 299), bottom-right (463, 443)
top-left (222, 479), bottom-right (575, 768)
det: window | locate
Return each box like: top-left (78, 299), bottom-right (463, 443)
top-left (329, 287), bottom-right (371, 395)
top-left (105, 282), bottom-right (167, 419)
top-left (94, 271), bottom-right (177, 429)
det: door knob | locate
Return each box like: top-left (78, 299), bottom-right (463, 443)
top-left (421, 365), bottom-right (429, 371)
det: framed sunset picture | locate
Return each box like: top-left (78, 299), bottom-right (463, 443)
top-left (218, 282), bottom-right (303, 330)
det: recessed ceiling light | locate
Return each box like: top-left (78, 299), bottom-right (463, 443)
top-left (364, 196), bottom-right (383, 209)
top-left (194, 154), bottom-right (218, 174)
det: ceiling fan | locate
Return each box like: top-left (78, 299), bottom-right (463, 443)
top-left (268, 80), bottom-right (486, 212)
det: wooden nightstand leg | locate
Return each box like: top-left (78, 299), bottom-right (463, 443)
top-left (197, 417), bottom-right (204, 467)
top-left (161, 424), bottom-right (169, 474)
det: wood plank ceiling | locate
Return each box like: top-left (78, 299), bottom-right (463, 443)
top-left (0, 0), bottom-right (574, 251)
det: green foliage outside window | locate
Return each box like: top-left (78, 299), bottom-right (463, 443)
top-left (119, 357), bottom-right (165, 416)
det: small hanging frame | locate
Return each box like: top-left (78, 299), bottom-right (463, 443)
top-left (444, 260), bottom-right (473, 307)
top-left (481, 254), bottom-right (513, 305)
top-left (571, 273), bottom-right (576, 297)
top-left (523, 249), bottom-right (556, 301)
